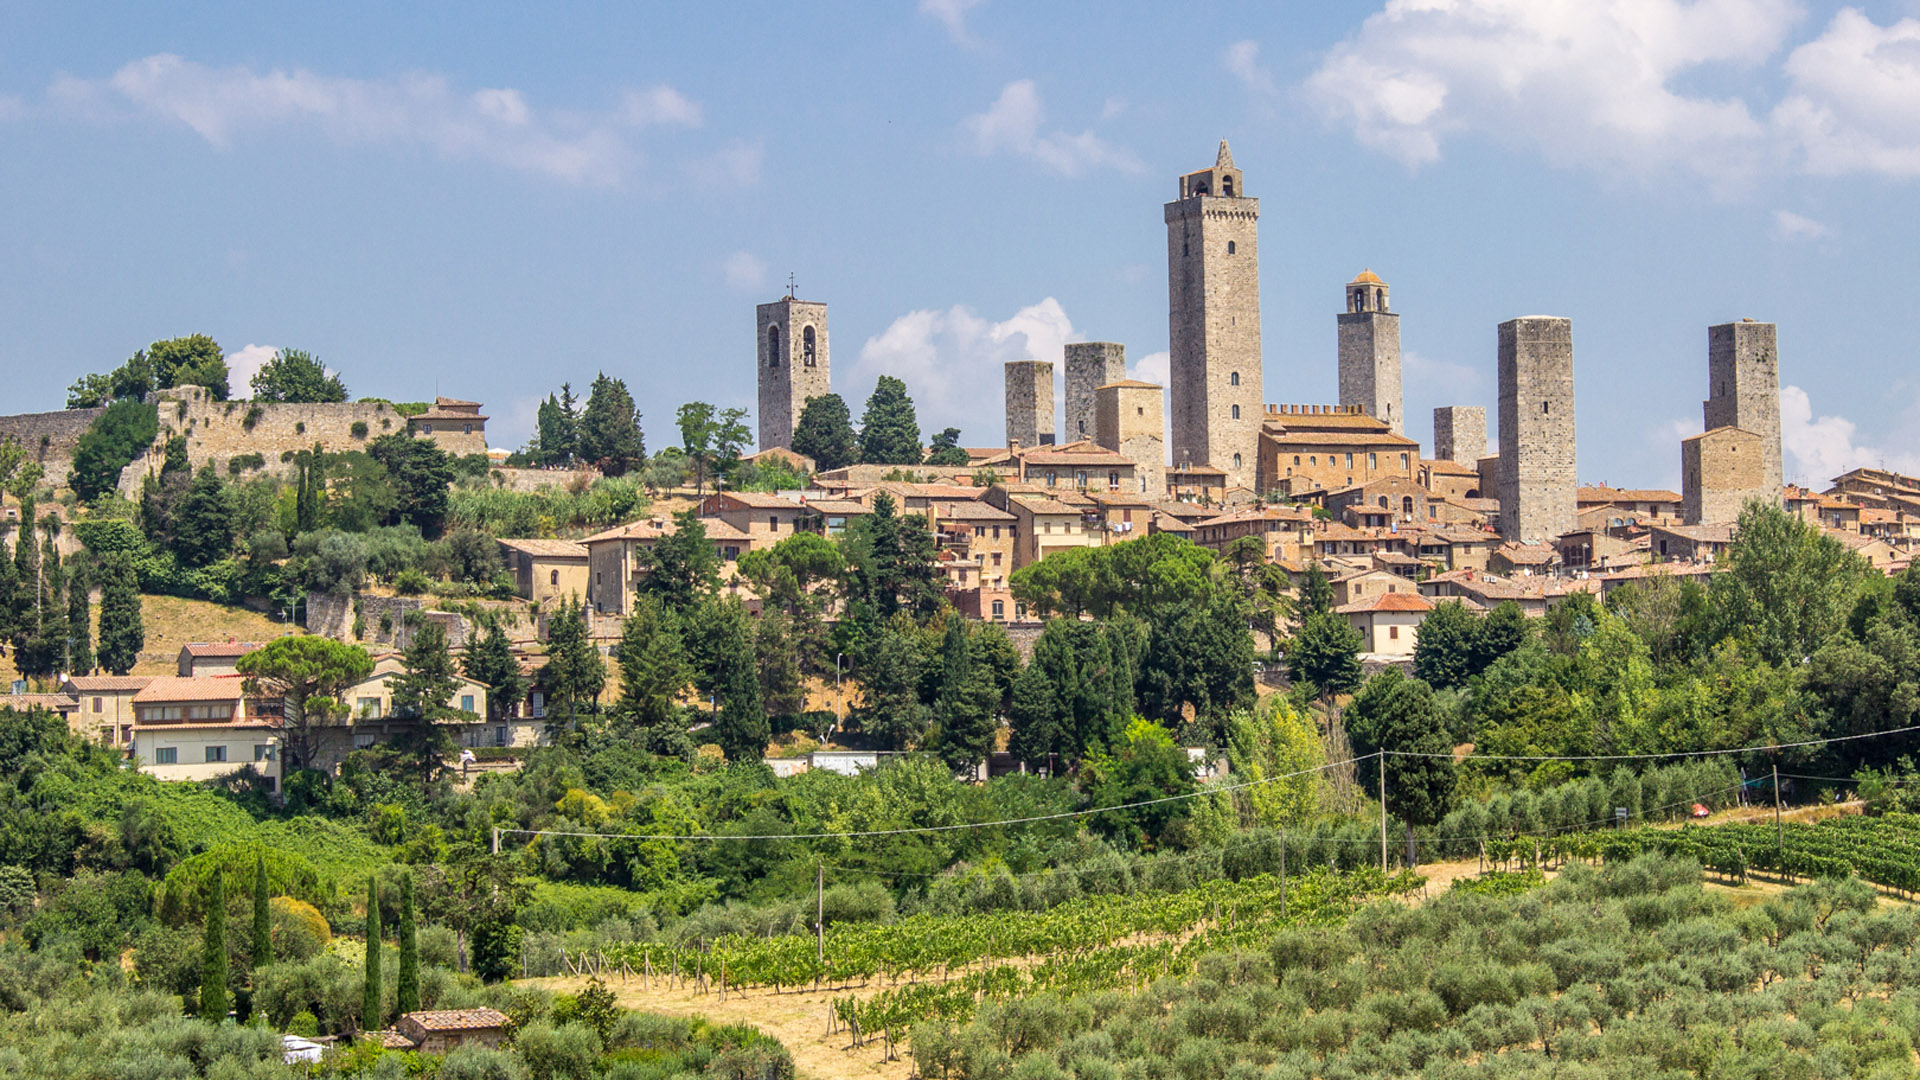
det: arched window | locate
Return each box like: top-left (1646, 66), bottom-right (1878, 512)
top-left (1223, 176), bottom-right (1235, 197)
top-left (549, 570), bottom-right (560, 586)
top-left (767, 325), bottom-right (781, 367)
top-left (1232, 453), bottom-right (1243, 470)
top-left (1230, 371), bottom-right (1240, 386)
top-left (1378, 496), bottom-right (1390, 509)
top-left (1403, 496), bottom-right (1415, 516)
top-left (803, 325), bottom-right (817, 366)
top-left (1231, 405), bottom-right (1240, 420)
top-left (1227, 241), bottom-right (1236, 254)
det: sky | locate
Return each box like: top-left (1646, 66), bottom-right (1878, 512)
top-left (4, 0), bottom-right (1920, 491)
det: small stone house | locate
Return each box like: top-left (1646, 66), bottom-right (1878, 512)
top-left (394, 1009), bottom-right (510, 1054)
top-left (178, 641), bottom-right (266, 677)
top-left (1335, 592), bottom-right (1433, 656)
top-left (497, 538), bottom-right (590, 610)
top-left (63, 675), bottom-right (155, 747)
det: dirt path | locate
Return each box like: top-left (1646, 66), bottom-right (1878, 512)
top-left (529, 973), bottom-right (911, 1080)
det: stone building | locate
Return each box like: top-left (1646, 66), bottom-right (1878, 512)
top-left (1337, 270), bottom-right (1404, 435)
top-left (1682, 426), bottom-right (1765, 525)
top-left (1433, 406), bottom-right (1487, 465)
top-left (1065, 342), bottom-right (1125, 442)
top-left (1093, 379), bottom-right (1166, 496)
top-left (756, 294), bottom-right (830, 452)
top-left (1004, 360), bottom-right (1056, 448)
top-left (1497, 317), bottom-right (1577, 543)
top-left (1256, 404), bottom-right (1419, 495)
top-left (1704, 320), bottom-right (1781, 504)
top-left (1166, 140), bottom-right (1263, 491)
top-left (497, 538), bottom-right (590, 610)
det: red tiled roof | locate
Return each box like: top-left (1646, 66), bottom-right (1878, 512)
top-left (1336, 592), bottom-right (1434, 614)
top-left (66, 675), bottom-right (155, 692)
top-left (133, 676), bottom-right (247, 703)
top-left (400, 1008), bottom-right (510, 1032)
top-left (183, 642), bottom-right (262, 658)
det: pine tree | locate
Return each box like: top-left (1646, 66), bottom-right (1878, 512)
top-left (754, 610), bottom-right (806, 721)
top-left (857, 376), bottom-right (923, 465)
top-left (1299, 563), bottom-right (1334, 616)
top-left (96, 551), bottom-right (143, 675)
top-left (199, 872), bottom-right (229, 1023)
top-left (461, 618), bottom-right (527, 721)
top-left (1007, 660), bottom-right (1062, 769)
top-left (395, 872), bottom-right (420, 1016)
top-left (174, 466), bottom-right (234, 569)
top-left (362, 876), bottom-right (383, 1031)
top-left (577, 373), bottom-right (647, 476)
top-left (932, 617), bottom-right (999, 771)
top-left (251, 853), bottom-right (272, 969)
top-left (389, 623), bottom-right (460, 790)
top-left (614, 594), bottom-right (690, 754)
top-left (544, 597), bottom-right (606, 729)
top-left (707, 600), bottom-right (767, 763)
top-left (790, 393), bottom-right (858, 470)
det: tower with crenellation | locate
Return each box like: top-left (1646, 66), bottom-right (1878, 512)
top-left (756, 292), bottom-right (830, 452)
top-left (1166, 140), bottom-right (1263, 491)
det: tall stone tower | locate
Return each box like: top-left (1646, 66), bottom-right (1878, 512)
top-left (1004, 360), bottom-right (1056, 448)
top-left (1682, 426), bottom-right (1765, 525)
top-left (1095, 379), bottom-right (1166, 497)
top-left (1433, 406), bottom-right (1487, 465)
top-left (1704, 320), bottom-right (1782, 502)
top-left (1497, 317), bottom-right (1576, 543)
top-left (756, 295), bottom-right (829, 452)
top-left (1065, 342), bottom-right (1125, 442)
top-left (1337, 270), bottom-right (1403, 434)
top-left (1166, 140), bottom-right (1263, 491)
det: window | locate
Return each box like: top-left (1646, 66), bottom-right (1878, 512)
top-left (1389, 625), bottom-right (1400, 641)
top-left (1403, 496), bottom-right (1415, 516)
top-left (803, 325), bottom-right (817, 366)
top-left (1109, 472), bottom-right (1120, 487)
top-left (92, 697), bottom-right (103, 713)
top-left (991, 525), bottom-right (1001, 539)
top-left (1401, 454), bottom-right (1410, 470)
top-left (991, 600), bottom-right (1005, 618)
top-left (421, 423), bottom-right (433, 434)
top-left (495, 726), bottom-right (509, 747)
top-left (1542, 401), bottom-right (1551, 415)
top-left (1231, 405), bottom-right (1240, 420)
top-left (1378, 496), bottom-right (1390, 509)
top-left (1368, 453), bottom-right (1377, 469)
top-left (768, 325), bottom-right (781, 367)
top-left (354, 733), bottom-right (378, 750)
top-left (1227, 240), bottom-right (1236, 254)
top-left (1293, 455), bottom-right (1301, 466)
top-left (1309, 456), bottom-right (1317, 466)
top-left (205, 746), bottom-right (228, 764)
top-left (550, 569), bottom-right (560, 586)
top-left (1230, 371), bottom-right (1240, 387)
top-left (992, 552), bottom-right (1003, 566)
top-left (769, 514), bottom-right (779, 530)
top-left (463, 424), bottom-right (473, 435)
top-left (154, 747), bottom-right (178, 765)
top-left (461, 694), bottom-right (475, 713)
top-left (530, 692), bottom-right (545, 718)
top-left (254, 745), bottom-right (273, 762)
top-left (1076, 471), bottom-right (1088, 487)
top-left (1046, 471), bottom-right (1057, 487)
top-left (723, 546), bottom-right (739, 562)
top-left (1233, 453), bottom-right (1243, 470)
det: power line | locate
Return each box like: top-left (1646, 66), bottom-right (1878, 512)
top-left (1388, 723), bottom-right (1920, 763)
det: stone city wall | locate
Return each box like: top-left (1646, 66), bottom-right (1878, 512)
top-left (0, 407), bottom-right (106, 488)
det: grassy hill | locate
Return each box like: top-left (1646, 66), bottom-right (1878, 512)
top-left (5, 593), bottom-right (299, 685)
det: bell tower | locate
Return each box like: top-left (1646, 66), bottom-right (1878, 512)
top-left (1337, 269), bottom-right (1404, 435)
top-left (756, 289), bottom-right (829, 451)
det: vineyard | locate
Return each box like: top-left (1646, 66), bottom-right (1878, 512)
top-left (591, 865), bottom-right (1424, 1055)
top-left (1574, 811), bottom-right (1920, 894)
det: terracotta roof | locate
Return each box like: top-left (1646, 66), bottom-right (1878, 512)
top-left (183, 642), bottom-right (263, 658)
top-left (434, 396), bottom-right (482, 408)
top-left (1008, 495), bottom-right (1083, 515)
top-left (931, 501), bottom-right (1016, 522)
top-left (1336, 592), bottom-right (1432, 614)
top-left (709, 491), bottom-right (801, 509)
top-left (5, 692), bottom-right (77, 712)
top-left (1168, 464), bottom-right (1227, 476)
top-left (874, 482), bottom-right (983, 500)
top-left (1261, 430), bottom-right (1419, 447)
top-left (66, 675), bottom-right (155, 692)
top-left (1495, 543), bottom-right (1559, 565)
top-left (400, 1008), bottom-right (510, 1032)
top-left (1152, 512), bottom-right (1195, 532)
top-left (1017, 449), bottom-right (1135, 466)
top-left (132, 676), bottom-right (247, 703)
top-left (1651, 523), bottom-right (1735, 543)
top-left (798, 499), bottom-right (870, 514)
top-left (1422, 458), bottom-right (1480, 476)
top-left (1095, 379), bottom-right (1163, 390)
top-left (1350, 268), bottom-right (1383, 285)
top-left (582, 519), bottom-right (672, 543)
top-left (496, 538), bottom-right (588, 558)
top-left (1577, 487), bottom-right (1681, 504)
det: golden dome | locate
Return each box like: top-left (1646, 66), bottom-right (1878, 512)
top-left (1350, 269), bottom-right (1383, 285)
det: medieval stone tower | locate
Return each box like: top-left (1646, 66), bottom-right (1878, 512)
top-left (1498, 316), bottom-right (1577, 543)
top-left (1004, 360), bottom-right (1056, 448)
top-left (1433, 406), bottom-right (1487, 465)
top-left (756, 295), bottom-right (829, 452)
top-left (1337, 270), bottom-right (1403, 435)
top-left (1065, 342), bottom-right (1125, 442)
top-left (1166, 140), bottom-right (1263, 491)
top-left (1095, 379), bottom-right (1166, 497)
top-left (1704, 320), bottom-right (1782, 502)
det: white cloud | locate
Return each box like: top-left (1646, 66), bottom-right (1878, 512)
top-left (723, 251), bottom-right (767, 291)
top-left (1305, 0), bottom-right (1798, 186)
top-left (1403, 348), bottom-right (1482, 391)
top-left (855, 298), bottom-right (1081, 441)
top-left (921, 0), bottom-right (985, 45)
top-left (963, 80), bottom-right (1142, 177)
top-left (47, 54), bottom-right (704, 185)
top-left (1224, 40), bottom-right (1276, 97)
top-left (695, 138), bottom-right (764, 186)
top-left (226, 344), bottom-right (277, 395)
top-left (1775, 9), bottom-right (1920, 177)
top-left (1131, 351), bottom-right (1170, 388)
top-left (1771, 208), bottom-right (1830, 240)
top-left (1780, 384), bottom-right (1920, 484)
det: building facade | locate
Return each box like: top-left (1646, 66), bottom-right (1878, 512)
top-left (756, 295), bottom-right (830, 452)
top-left (1497, 316), bottom-right (1577, 543)
top-left (1165, 141), bottom-right (1263, 491)
top-left (1093, 379), bottom-right (1166, 496)
top-left (1337, 271), bottom-right (1404, 435)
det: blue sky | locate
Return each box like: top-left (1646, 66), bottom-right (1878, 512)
top-left (4, 0), bottom-right (1920, 490)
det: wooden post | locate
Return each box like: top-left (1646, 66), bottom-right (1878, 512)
top-left (1379, 753), bottom-right (1389, 873)
top-left (491, 826), bottom-right (500, 855)
top-left (1279, 833), bottom-right (1287, 918)
top-left (816, 861), bottom-right (825, 967)
top-left (1773, 764), bottom-right (1783, 857)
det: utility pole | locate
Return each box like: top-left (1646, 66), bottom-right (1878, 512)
top-left (815, 862), bottom-right (825, 965)
top-left (491, 826), bottom-right (500, 855)
top-left (1379, 753), bottom-right (1389, 873)
top-left (1279, 833), bottom-right (1287, 917)
top-left (1773, 764), bottom-right (1783, 854)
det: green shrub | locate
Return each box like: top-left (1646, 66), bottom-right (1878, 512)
top-left (70, 399), bottom-right (159, 501)
top-left (226, 452), bottom-right (265, 475)
top-left (394, 568), bottom-right (432, 595)
top-left (351, 421), bottom-right (369, 439)
top-left (242, 404), bottom-right (264, 430)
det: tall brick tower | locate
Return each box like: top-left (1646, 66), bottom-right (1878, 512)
top-left (1337, 270), bottom-right (1404, 434)
top-left (1497, 316), bottom-right (1576, 543)
top-left (1065, 342), bottom-right (1125, 442)
top-left (1004, 360), bottom-right (1056, 448)
top-left (756, 293), bottom-right (829, 452)
top-left (1166, 140), bottom-right (1262, 491)
top-left (1704, 320), bottom-right (1782, 502)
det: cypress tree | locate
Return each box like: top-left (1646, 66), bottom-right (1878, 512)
top-left (857, 376), bottom-right (923, 465)
top-left (199, 872), bottom-right (229, 1023)
top-left (65, 559), bottom-right (92, 676)
top-left (251, 853), bottom-right (272, 969)
top-left (395, 872), bottom-right (420, 1015)
top-left (96, 550), bottom-right (144, 676)
top-left (362, 876), bottom-right (382, 1031)
top-left (790, 392), bottom-right (858, 470)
